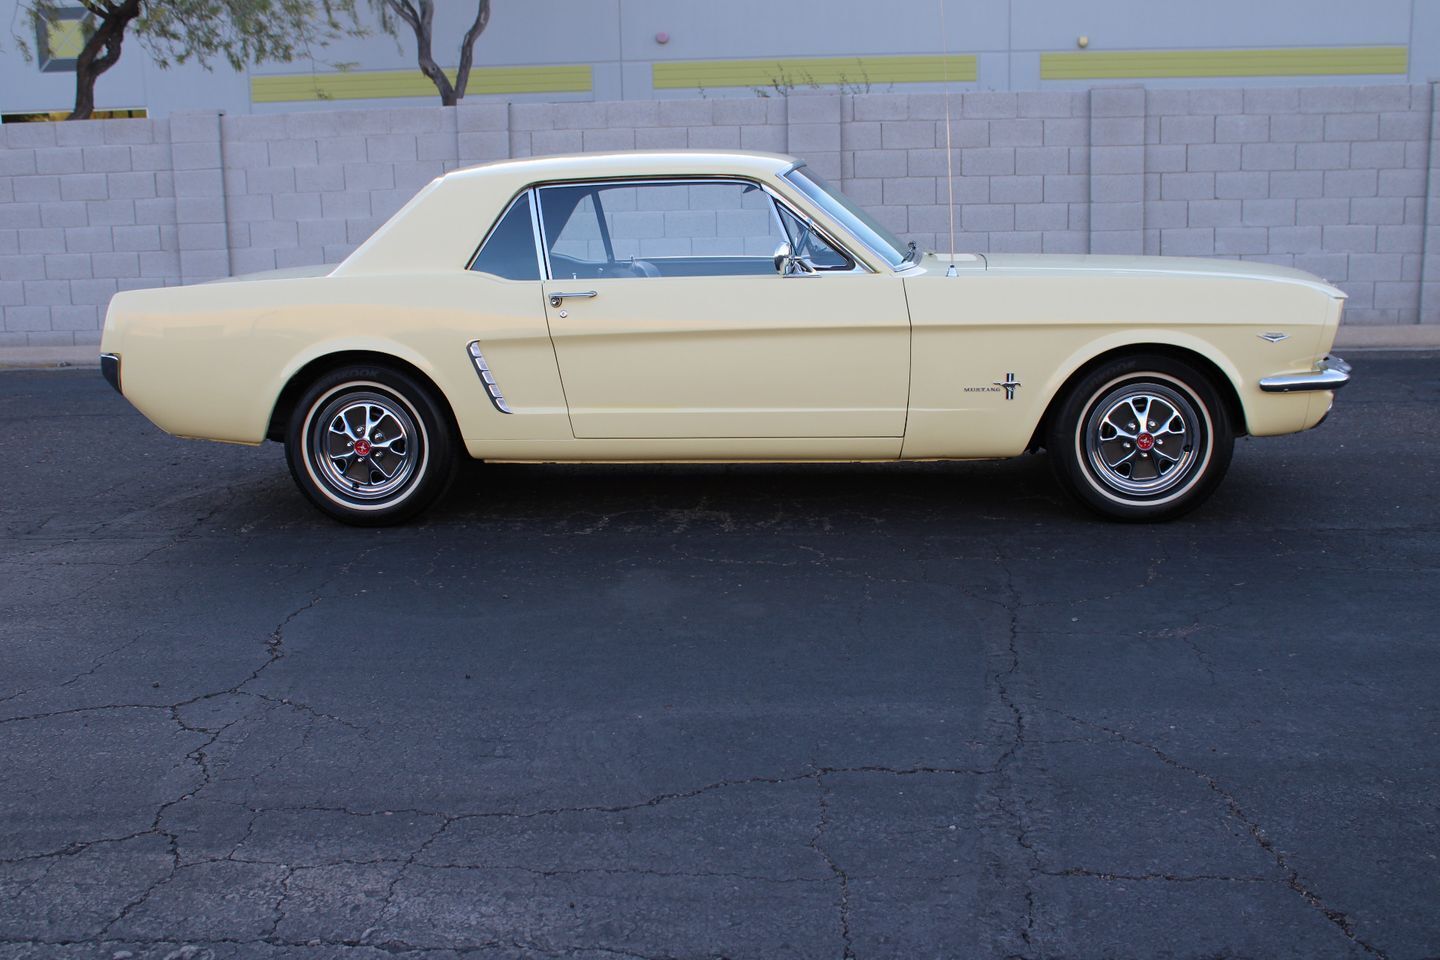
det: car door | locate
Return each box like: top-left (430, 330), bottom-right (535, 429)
top-left (536, 178), bottom-right (911, 441)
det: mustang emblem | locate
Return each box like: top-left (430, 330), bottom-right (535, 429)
top-left (992, 373), bottom-right (1022, 400)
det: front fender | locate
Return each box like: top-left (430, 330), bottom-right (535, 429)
top-left (900, 270), bottom-right (1336, 459)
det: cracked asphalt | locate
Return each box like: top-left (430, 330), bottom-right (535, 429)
top-left (2, 353), bottom-right (1438, 960)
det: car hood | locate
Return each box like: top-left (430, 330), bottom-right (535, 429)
top-left (942, 252), bottom-right (1345, 298)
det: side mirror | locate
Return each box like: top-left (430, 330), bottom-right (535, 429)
top-left (772, 241), bottom-right (816, 277)
top-left (772, 241), bottom-right (792, 275)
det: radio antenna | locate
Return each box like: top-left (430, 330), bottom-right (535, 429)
top-left (939, 0), bottom-right (958, 277)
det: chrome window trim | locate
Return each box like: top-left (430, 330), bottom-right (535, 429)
top-left (780, 165), bottom-right (911, 273)
top-left (533, 183), bottom-right (556, 280)
top-left (526, 188), bottom-right (547, 280)
top-left (768, 193), bottom-right (864, 275)
top-left (532, 176), bottom-right (871, 279)
top-left (762, 182), bottom-right (867, 275)
top-left (464, 189), bottom-right (545, 282)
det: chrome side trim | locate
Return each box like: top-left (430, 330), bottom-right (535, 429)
top-left (1258, 355), bottom-right (1352, 393)
top-left (466, 340), bottom-right (513, 414)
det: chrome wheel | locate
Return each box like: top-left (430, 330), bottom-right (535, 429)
top-left (308, 390), bottom-right (421, 502)
top-left (1049, 355), bottom-right (1233, 522)
top-left (1083, 381), bottom-right (1202, 497)
top-left (286, 365), bottom-right (457, 526)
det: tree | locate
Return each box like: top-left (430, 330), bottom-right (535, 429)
top-left (19, 1), bottom-right (366, 120)
top-left (373, 0), bottom-right (491, 107)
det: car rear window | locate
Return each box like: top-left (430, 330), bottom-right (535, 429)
top-left (470, 194), bottom-right (540, 280)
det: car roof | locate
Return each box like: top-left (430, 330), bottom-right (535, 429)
top-left (441, 150), bottom-right (799, 186)
top-left (333, 149), bottom-right (825, 278)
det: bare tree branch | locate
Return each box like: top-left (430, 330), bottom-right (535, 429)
top-left (68, 0), bottom-right (140, 119)
top-left (384, 0), bottom-right (453, 104)
top-left (385, 0), bottom-right (419, 32)
top-left (20, 0), bottom-right (367, 120)
top-left (380, 0), bottom-right (492, 107)
top-left (453, 0), bottom-right (490, 100)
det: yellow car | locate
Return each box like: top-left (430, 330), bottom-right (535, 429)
top-left (100, 151), bottom-right (1350, 525)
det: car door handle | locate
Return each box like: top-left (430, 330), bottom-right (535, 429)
top-left (549, 290), bottom-right (597, 307)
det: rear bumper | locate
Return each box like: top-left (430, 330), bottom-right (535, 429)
top-left (1258, 355), bottom-right (1351, 394)
top-left (100, 353), bottom-right (121, 395)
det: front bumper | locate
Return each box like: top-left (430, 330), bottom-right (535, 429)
top-left (1258, 355), bottom-right (1351, 394)
top-left (100, 353), bottom-right (122, 395)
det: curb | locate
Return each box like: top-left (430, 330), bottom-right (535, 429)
top-left (1333, 325), bottom-right (1440, 350)
top-left (3, 327), bottom-right (1438, 371)
top-left (0, 346), bottom-right (101, 370)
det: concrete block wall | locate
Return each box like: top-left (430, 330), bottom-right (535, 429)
top-left (1141, 85), bottom-right (1434, 324)
top-left (0, 118), bottom-right (179, 348)
top-left (1, 83), bottom-right (1437, 346)
top-left (213, 107), bottom-right (481, 276)
top-left (839, 91), bottom-right (1092, 257)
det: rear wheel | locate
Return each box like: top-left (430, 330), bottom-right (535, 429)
top-left (285, 365), bottom-right (458, 526)
top-left (1046, 355), bottom-right (1233, 522)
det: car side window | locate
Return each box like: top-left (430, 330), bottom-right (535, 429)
top-left (538, 179), bottom-right (807, 279)
top-left (469, 194), bottom-right (540, 281)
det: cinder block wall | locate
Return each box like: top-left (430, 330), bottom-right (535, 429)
top-left (1, 83), bottom-right (1437, 347)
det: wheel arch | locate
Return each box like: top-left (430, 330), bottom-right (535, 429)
top-left (266, 349), bottom-right (462, 443)
top-left (1028, 341), bottom-right (1247, 452)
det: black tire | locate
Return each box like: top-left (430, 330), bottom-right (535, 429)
top-left (284, 364), bottom-right (458, 526)
top-left (1046, 354), bottom-right (1234, 522)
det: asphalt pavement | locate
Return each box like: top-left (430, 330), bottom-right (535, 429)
top-left (2, 354), bottom-right (1438, 960)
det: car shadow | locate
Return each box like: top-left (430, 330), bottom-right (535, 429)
top-left (423, 453), bottom-right (1079, 532)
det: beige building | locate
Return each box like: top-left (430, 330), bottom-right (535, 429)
top-left (2, 0), bottom-right (1437, 120)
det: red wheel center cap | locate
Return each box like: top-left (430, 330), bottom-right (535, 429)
top-left (1136, 433), bottom-right (1155, 451)
top-left (353, 439), bottom-right (373, 457)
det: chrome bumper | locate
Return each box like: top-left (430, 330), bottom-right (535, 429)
top-left (1258, 355), bottom-right (1351, 394)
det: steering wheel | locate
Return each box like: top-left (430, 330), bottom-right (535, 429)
top-left (626, 258), bottom-right (661, 278)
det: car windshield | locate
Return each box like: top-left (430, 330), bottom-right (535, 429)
top-left (783, 164), bottom-right (914, 269)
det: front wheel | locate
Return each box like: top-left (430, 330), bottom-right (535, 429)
top-left (285, 365), bottom-right (458, 526)
top-left (1046, 355), bottom-right (1234, 522)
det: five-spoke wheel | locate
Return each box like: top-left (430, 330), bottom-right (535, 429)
top-left (312, 394), bottom-right (418, 500)
top-left (1047, 355), bottom-right (1233, 521)
top-left (286, 365), bottom-right (457, 525)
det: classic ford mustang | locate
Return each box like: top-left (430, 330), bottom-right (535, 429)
top-left (99, 150), bottom-right (1350, 525)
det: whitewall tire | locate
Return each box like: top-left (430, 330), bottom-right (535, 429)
top-left (285, 365), bottom-right (458, 525)
top-left (1046, 355), bottom-right (1234, 522)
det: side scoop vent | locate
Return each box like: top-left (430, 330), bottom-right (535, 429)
top-left (466, 341), bottom-right (513, 414)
